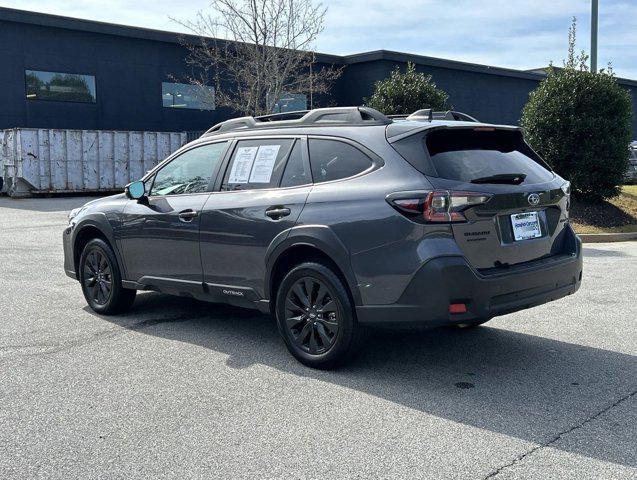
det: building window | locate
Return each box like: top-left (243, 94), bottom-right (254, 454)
top-left (25, 70), bottom-right (96, 103)
top-left (162, 82), bottom-right (215, 110)
top-left (270, 92), bottom-right (308, 113)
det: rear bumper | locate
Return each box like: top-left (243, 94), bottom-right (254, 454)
top-left (356, 234), bottom-right (583, 326)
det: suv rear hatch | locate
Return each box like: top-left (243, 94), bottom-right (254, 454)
top-left (390, 126), bottom-right (572, 271)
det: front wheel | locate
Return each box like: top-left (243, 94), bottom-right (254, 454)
top-left (79, 238), bottom-right (136, 315)
top-left (275, 262), bottom-right (362, 369)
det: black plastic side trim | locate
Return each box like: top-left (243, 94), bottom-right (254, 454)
top-left (264, 226), bottom-right (362, 305)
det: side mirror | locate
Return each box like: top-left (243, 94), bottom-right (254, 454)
top-left (125, 180), bottom-right (146, 200)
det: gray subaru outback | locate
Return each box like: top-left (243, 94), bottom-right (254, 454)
top-left (63, 107), bottom-right (582, 369)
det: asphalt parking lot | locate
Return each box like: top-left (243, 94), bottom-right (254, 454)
top-left (0, 196), bottom-right (635, 479)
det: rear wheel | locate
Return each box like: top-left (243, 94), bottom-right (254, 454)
top-left (79, 238), bottom-right (136, 315)
top-left (275, 262), bottom-right (362, 369)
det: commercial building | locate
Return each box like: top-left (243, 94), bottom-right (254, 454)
top-left (2, 7), bottom-right (636, 136)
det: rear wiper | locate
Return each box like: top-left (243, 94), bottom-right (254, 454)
top-left (470, 173), bottom-right (527, 185)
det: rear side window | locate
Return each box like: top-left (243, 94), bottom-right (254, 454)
top-left (222, 138), bottom-right (294, 190)
top-left (425, 129), bottom-right (554, 184)
top-left (309, 139), bottom-right (373, 183)
top-left (280, 141), bottom-right (310, 187)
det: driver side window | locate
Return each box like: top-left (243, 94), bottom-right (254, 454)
top-left (150, 142), bottom-right (228, 196)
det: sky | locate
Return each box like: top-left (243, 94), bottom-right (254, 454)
top-left (2, 0), bottom-right (636, 79)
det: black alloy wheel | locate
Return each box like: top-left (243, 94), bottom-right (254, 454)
top-left (276, 262), bottom-right (363, 369)
top-left (284, 277), bottom-right (340, 355)
top-left (83, 249), bottom-right (113, 305)
top-left (79, 238), bottom-right (136, 315)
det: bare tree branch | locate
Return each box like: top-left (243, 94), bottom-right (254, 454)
top-left (171, 0), bottom-right (342, 116)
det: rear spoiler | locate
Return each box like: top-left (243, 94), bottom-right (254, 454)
top-left (386, 122), bottom-right (522, 143)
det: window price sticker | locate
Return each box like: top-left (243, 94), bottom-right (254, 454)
top-left (249, 145), bottom-right (281, 183)
top-left (228, 146), bottom-right (258, 183)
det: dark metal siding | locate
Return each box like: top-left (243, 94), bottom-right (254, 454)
top-left (1, 10), bottom-right (636, 137)
top-left (334, 60), bottom-right (543, 127)
top-left (0, 19), bottom-right (230, 132)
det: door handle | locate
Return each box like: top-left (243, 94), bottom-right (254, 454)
top-left (265, 207), bottom-right (291, 219)
top-left (178, 209), bottom-right (198, 221)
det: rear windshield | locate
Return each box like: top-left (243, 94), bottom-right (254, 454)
top-left (425, 129), bottom-right (554, 184)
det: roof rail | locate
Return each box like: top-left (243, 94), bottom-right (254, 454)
top-left (203, 106), bottom-right (391, 135)
top-left (408, 109), bottom-right (479, 122)
top-left (389, 110), bottom-right (479, 122)
top-left (438, 110), bottom-right (479, 122)
top-left (255, 110), bottom-right (310, 122)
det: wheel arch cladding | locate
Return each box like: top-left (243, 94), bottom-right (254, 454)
top-left (72, 218), bottom-right (120, 277)
top-left (266, 238), bottom-right (361, 308)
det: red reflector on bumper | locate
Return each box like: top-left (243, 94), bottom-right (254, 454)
top-left (449, 303), bottom-right (467, 314)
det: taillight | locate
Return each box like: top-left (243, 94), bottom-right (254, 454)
top-left (560, 181), bottom-right (571, 196)
top-left (561, 181), bottom-right (571, 212)
top-left (388, 190), bottom-right (492, 223)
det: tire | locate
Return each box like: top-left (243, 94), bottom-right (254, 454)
top-left (275, 262), bottom-right (362, 369)
top-left (452, 317), bottom-right (492, 329)
top-left (79, 238), bottom-right (136, 315)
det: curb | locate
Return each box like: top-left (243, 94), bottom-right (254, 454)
top-left (578, 232), bottom-right (637, 243)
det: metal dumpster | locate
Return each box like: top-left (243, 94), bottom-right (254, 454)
top-left (0, 128), bottom-right (186, 197)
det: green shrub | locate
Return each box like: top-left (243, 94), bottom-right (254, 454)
top-left (364, 62), bottom-right (448, 115)
top-left (521, 20), bottom-right (632, 201)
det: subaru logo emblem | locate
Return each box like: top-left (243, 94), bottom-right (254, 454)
top-left (527, 193), bottom-right (540, 206)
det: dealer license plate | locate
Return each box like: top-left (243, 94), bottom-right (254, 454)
top-left (511, 212), bottom-right (542, 241)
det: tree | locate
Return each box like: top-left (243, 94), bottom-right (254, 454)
top-left (521, 18), bottom-right (632, 201)
top-left (174, 0), bottom-right (341, 116)
top-left (364, 62), bottom-right (448, 115)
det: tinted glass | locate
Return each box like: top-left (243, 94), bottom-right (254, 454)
top-left (25, 70), bottom-right (96, 103)
top-left (309, 139), bottom-right (373, 183)
top-left (162, 82), bottom-right (215, 110)
top-left (280, 142), bottom-right (309, 187)
top-left (271, 93), bottom-right (308, 113)
top-left (426, 130), bottom-right (554, 184)
top-left (222, 139), bottom-right (295, 190)
top-left (151, 142), bottom-right (228, 196)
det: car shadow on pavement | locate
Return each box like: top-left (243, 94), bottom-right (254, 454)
top-left (88, 292), bottom-right (637, 469)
